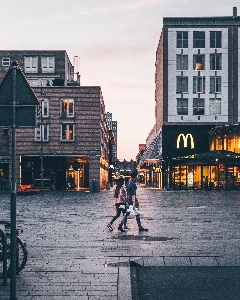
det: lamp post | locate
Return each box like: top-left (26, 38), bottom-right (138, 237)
top-left (40, 87), bottom-right (45, 193)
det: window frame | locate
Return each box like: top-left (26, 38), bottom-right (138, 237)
top-left (61, 99), bottom-right (74, 117)
top-left (38, 99), bottom-right (49, 118)
top-left (41, 56), bottom-right (55, 73)
top-left (35, 124), bottom-right (49, 141)
top-left (210, 31), bottom-right (222, 48)
top-left (193, 54), bottom-right (205, 70)
top-left (193, 98), bottom-right (205, 115)
top-left (2, 58), bottom-right (10, 66)
top-left (193, 76), bottom-right (205, 93)
top-left (210, 76), bottom-right (222, 93)
top-left (176, 31), bottom-right (188, 48)
top-left (193, 31), bottom-right (205, 48)
top-left (177, 98), bottom-right (188, 115)
top-left (176, 76), bottom-right (188, 93)
top-left (61, 124), bottom-right (74, 141)
top-left (24, 56), bottom-right (38, 73)
top-left (209, 98), bottom-right (221, 115)
top-left (176, 54), bottom-right (188, 70)
top-left (210, 53), bottom-right (222, 70)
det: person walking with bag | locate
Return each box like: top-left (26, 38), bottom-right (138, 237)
top-left (107, 177), bottom-right (128, 231)
top-left (118, 171), bottom-right (148, 233)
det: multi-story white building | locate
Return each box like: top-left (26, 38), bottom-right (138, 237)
top-left (153, 7), bottom-right (240, 189)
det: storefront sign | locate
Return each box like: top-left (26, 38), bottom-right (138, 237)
top-left (177, 133), bottom-right (194, 149)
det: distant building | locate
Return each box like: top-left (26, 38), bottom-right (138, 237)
top-left (0, 50), bottom-right (110, 191)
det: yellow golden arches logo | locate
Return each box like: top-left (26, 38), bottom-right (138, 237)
top-left (177, 133), bottom-right (194, 149)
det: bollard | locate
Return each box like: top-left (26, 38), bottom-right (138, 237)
top-left (92, 179), bottom-right (96, 192)
top-left (0, 228), bottom-right (8, 286)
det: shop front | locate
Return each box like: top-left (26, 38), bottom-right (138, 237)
top-left (20, 156), bottom-right (90, 191)
top-left (169, 151), bottom-right (240, 190)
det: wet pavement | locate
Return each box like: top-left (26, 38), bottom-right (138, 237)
top-left (0, 186), bottom-right (240, 299)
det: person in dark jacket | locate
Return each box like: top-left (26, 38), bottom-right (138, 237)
top-left (118, 171), bottom-right (148, 232)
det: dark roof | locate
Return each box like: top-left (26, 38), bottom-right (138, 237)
top-left (163, 16), bottom-right (240, 26)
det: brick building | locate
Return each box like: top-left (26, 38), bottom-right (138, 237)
top-left (0, 50), bottom-right (110, 191)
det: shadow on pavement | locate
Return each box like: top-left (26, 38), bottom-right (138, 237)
top-left (131, 264), bottom-right (240, 300)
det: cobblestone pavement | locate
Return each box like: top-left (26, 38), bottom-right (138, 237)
top-left (0, 187), bottom-right (240, 299)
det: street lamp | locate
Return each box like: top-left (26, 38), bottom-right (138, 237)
top-left (40, 87), bottom-right (45, 193)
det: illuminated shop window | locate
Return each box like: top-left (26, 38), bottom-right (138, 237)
top-left (176, 55), bottom-right (188, 70)
top-left (176, 31), bottom-right (188, 48)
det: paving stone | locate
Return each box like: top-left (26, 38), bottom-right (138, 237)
top-left (0, 188), bottom-right (240, 299)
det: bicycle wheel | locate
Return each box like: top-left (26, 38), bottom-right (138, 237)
top-left (11, 236), bottom-right (28, 275)
top-left (0, 236), bottom-right (28, 276)
top-left (0, 238), bottom-right (10, 278)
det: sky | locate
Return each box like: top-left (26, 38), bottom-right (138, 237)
top-left (0, 0), bottom-right (238, 160)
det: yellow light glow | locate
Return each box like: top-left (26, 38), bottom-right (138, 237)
top-left (177, 133), bottom-right (194, 149)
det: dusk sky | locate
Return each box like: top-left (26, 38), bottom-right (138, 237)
top-left (1, 0), bottom-right (237, 160)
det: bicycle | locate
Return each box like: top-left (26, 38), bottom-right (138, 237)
top-left (0, 220), bottom-right (28, 278)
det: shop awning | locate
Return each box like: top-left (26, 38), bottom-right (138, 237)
top-left (172, 150), bottom-right (240, 163)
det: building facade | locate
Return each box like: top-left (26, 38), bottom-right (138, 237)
top-left (139, 7), bottom-right (240, 190)
top-left (0, 50), bottom-right (110, 191)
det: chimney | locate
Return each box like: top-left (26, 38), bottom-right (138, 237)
top-left (233, 7), bottom-right (237, 17)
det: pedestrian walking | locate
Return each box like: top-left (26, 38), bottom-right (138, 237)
top-left (205, 176), bottom-right (209, 191)
top-left (107, 177), bottom-right (128, 231)
top-left (118, 171), bottom-right (148, 233)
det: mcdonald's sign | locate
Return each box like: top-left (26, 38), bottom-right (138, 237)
top-left (177, 133), bottom-right (194, 149)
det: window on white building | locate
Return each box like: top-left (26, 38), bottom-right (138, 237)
top-left (35, 124), bottom-right (49, 141)
top-left (176, 55), bottom-right (188, 70)
top-left (193, 54), bottom-right (205, 70)
top-left (193, 76), bottom-right (205, 93)
top-left (2, 58), bottom-right (10, 66)
top-left (193, 98), bottom-right (205, 115)
top-left (209, 98), bottom-right (221, 115)
top-left (61, 124), bottom-right (74, 141)
top-left (176, 76), bottom-right (188, 93)
top-left (193, 31), bottom-right (205, 48)
top-left (177, 98), bottom-right (188, 115)
top-left (24, 56), bottom-right (38, 73)
top-left (176, 31), bottom-right (188, 48)
top-left (210, 53), bottom-right (222, 70)
top-left (61, 99), bottom-right (74, 117)
top-left (41, 56), bottom-right (55, 73)
top-left (210, 76), bottom-right (221, 93)
top-left (210, 31), bottom-right (222, 48)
